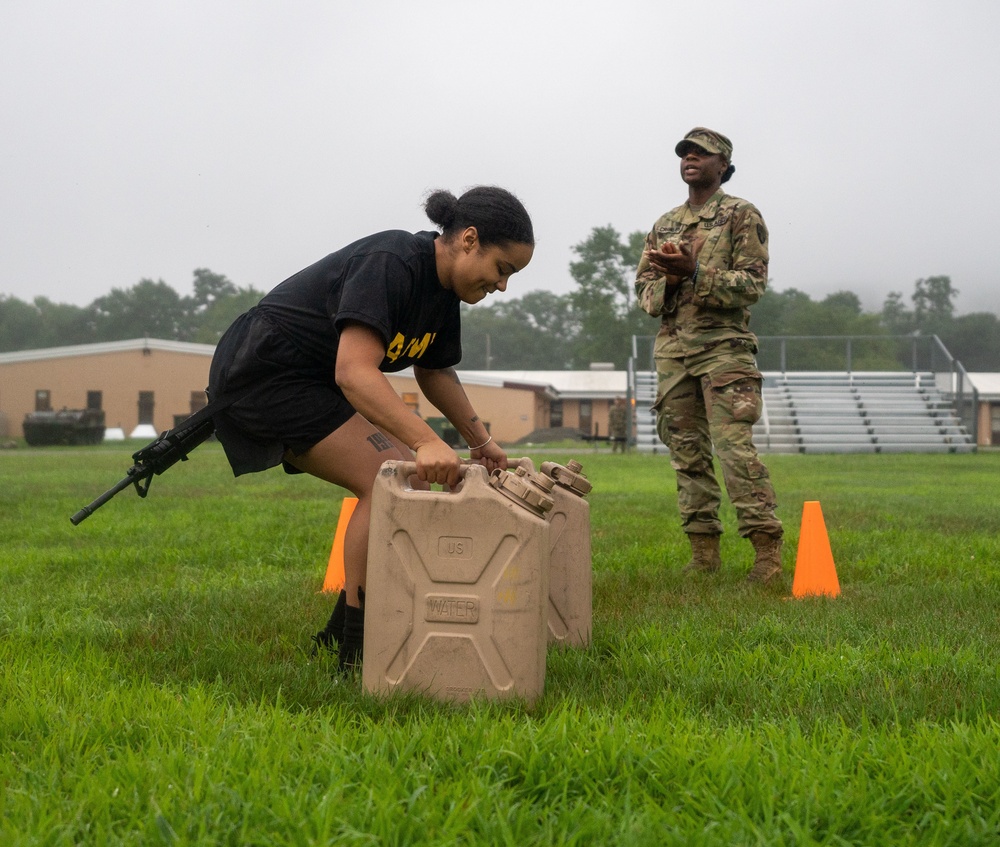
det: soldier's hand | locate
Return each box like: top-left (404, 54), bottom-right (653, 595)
top-left (649, 242), bottom-right (696, 277)
top-left (414, 438), bottom-right (462, 487)
top-left (470, 438), bottom-right (507, 473)
top-left (646, 243), bottom-right (688, 286)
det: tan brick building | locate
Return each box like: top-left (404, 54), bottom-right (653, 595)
top-left (0, 339), bottom-right (628, 446)
top-left (0, 339), bottom-right (216, 440)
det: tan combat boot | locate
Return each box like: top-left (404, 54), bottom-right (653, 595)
top-left (683, 533), bottom-right (722, 574)
top-left (748, 532), bottom-right (783, 584)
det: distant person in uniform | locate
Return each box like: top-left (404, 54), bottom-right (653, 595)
top-left (208, 187), bottom-right (534, 669)
top-left (608, 396), bottom-right (628, 453)
top-left (634, 127), bottom-right (783, 583)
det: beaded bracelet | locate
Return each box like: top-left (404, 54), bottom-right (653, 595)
top-left (692, 260), bottom-right (700, 284)
top-left (468, 435), bottom-right (492, 451)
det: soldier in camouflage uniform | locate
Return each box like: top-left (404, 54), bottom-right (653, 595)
top-left (634, 127), bottom-right (783, 584)
top-left (608, 396), bottom-right (628, 453)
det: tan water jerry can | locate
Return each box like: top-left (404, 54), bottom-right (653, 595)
top-left (539, 460), bottom-right (593, 648)
top-left (362, 460), bottom-right (554, 704)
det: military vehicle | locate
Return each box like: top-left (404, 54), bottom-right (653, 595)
top-left (23, 408), bottom-right (106, 446)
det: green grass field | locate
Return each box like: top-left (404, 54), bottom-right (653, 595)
top-left (2, 443), bottom-right (999, 845)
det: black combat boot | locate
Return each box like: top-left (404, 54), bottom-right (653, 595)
top-left (312, 589), bottom-right (347, 654)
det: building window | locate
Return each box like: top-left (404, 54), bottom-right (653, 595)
top-left (86, 391), bottom-right (103, 411)
top-left (550, 400), bottom-right (563, 428)
top-left (991, 403), bottom-right (1000, 446)
top-left (138, 391), bottom-right (155, 425)
top-left (35, 390), bottom-right (51, 412)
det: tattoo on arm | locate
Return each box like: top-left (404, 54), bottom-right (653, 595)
top-left (367, 432), bottom-right (395, 453)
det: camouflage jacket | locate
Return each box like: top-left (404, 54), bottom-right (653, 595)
top-left (634, 190), bottom-right (769, 357)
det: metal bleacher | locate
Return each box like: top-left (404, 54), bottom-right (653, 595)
top-left (629, 367), bottom-right (975, 455)
top-left (753, 371), bottom-right (975, 454)
top-left (631, 367), bottom-right (666, 454)
top-left (627, 334), bottom-right (977, 455)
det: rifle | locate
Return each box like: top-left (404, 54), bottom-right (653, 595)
top-left (70, 412), bottom-right (217, 525)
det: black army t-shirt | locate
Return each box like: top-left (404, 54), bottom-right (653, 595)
top-left (257, 230), bottom-right (462, 373)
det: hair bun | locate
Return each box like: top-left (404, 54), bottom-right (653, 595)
top-left (424, 190), bottom-right (459, 229)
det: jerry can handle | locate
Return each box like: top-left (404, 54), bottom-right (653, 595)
top-left (461, 456), bottom-right (535, 472)
top-left (379, 459), bottom-right (489, 491)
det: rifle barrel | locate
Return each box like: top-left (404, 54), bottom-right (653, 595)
top-left (70, 469), bottom-right (144, 525)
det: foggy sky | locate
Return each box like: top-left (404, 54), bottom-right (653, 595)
top-left (2, 0), bottom-right (998, 317)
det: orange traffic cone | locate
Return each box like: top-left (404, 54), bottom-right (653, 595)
top-left (322, 496), bottom-right (358, 593)
top-left (791, 500), bottom-right (840, 598)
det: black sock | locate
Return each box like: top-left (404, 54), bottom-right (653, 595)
top-left (339, 587), bottom-right (365, 672)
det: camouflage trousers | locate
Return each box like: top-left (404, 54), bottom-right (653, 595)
top-left (653, 343), bottom-right (782, 538)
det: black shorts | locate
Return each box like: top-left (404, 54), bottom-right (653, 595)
top-left (209, 309), bottom-right (356, 476)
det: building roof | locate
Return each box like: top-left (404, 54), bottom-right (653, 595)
top-left (458, 370), bottom-right (627, 399)
top-left (968, 373), bottom-right (1000, 400)
top-left (389, 367), bottom-right (627, 400)
top-left (0, 338), bottom-right (216, 364)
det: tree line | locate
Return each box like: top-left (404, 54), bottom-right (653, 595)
top-left (0, 270), bottom-right (264, 351)
top-left (2, 228), bottom-right (997, 371)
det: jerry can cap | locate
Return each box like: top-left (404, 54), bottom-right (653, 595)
top-left (540, 460), bottom-right (593, 497)
top-left (513, 465), bottom-right (555, 492)
top-left (488, 467), bottom-right (554, 517)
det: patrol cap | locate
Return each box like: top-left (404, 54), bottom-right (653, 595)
top-left (675, 127), bottom-right (733, 161)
